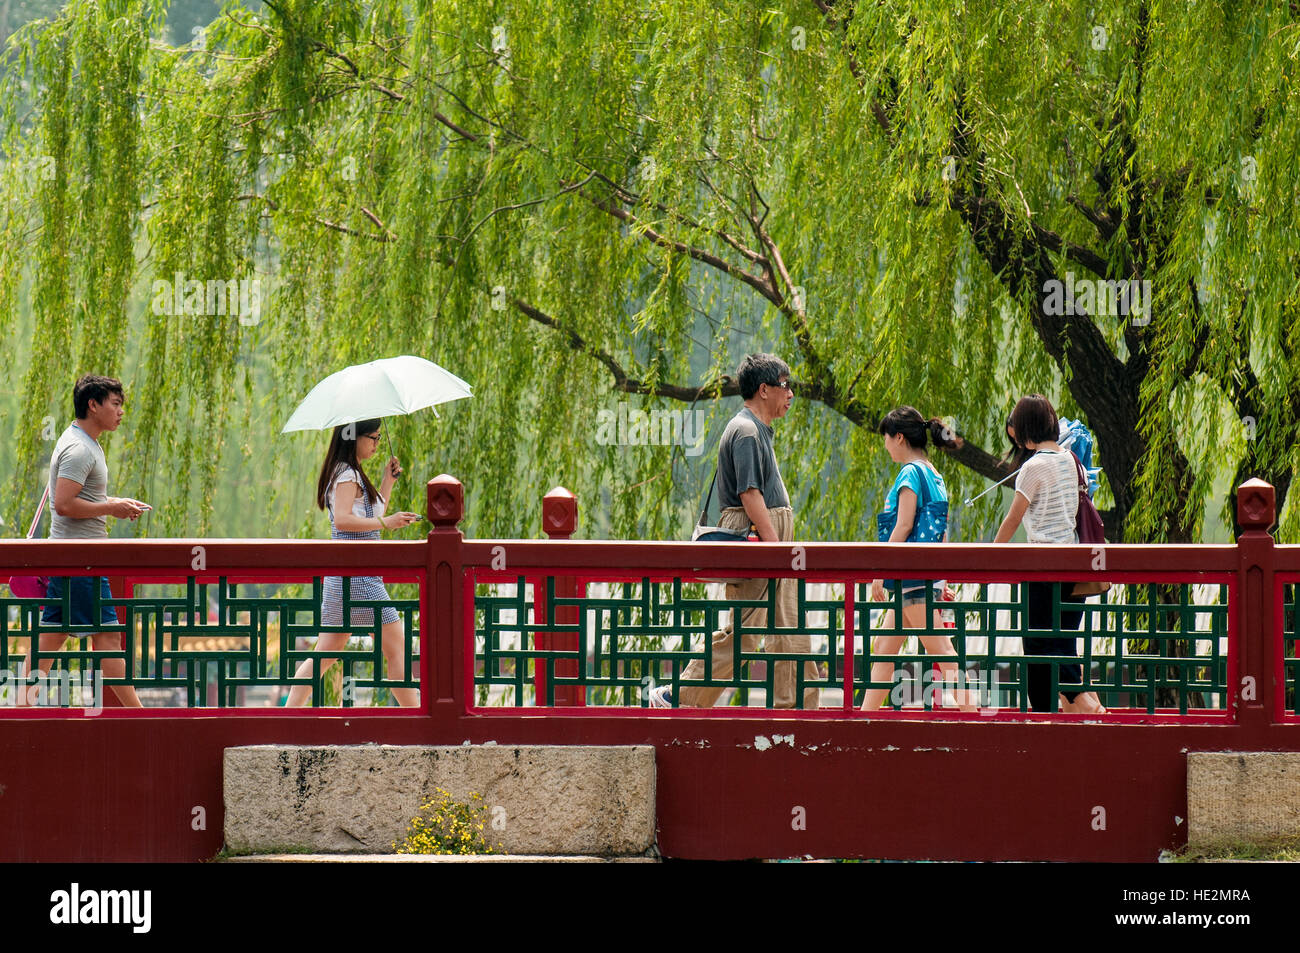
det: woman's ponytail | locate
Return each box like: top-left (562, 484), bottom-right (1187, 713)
top-left (927, 417), bottom-right (959, 450)
top-left (881, 407), bottom-right (960, 451)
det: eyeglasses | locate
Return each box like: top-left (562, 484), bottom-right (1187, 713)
top-left (362, 432), bottom-right (381, 442)
top-left (768, 380), bottom-right (793, 391)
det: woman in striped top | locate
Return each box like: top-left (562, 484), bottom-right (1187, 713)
top-left (994, 395), bottom-right (1106, 714)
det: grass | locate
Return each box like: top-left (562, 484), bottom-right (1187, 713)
top-left (210, 843), bottom-right (318, 861)
top-left (1162, 835), bottom-right (1300, 862)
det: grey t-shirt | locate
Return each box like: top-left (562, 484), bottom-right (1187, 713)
top-left (717, 407), bottom-right (790, 510)
top-left (47, 423), bottom-right (109, 539)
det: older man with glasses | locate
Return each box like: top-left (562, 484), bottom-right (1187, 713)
top-left (651, 353), bottom-right (822, 710)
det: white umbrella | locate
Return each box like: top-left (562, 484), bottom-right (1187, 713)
top-left (281, 355), bottom-right (472, 433)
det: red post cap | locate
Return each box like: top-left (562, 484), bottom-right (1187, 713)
top-left (427, 474), bottom-right (464, 529)
top-left (542, 486), bottom-right (577, 539)
top-left (1236, 478), bottom-right (1275, 534)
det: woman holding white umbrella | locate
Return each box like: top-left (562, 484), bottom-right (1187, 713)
top-left (284, 418), bottom-right (422, 707)
top-left (281, 356), bottom-right (472, 706)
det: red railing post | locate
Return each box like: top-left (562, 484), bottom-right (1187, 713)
top-left (426, 475), bottom-right (464, 716)
top-left (1235, 478), bottom-right (1276, 736)
top-left (534, 487), bottom-right (584, 707)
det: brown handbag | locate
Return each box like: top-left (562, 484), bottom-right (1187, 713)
top-left (1069, 455), bottom-right (1111, 598)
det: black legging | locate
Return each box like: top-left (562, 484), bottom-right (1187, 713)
top-left (1022, 580), bottom-right (1086, 712)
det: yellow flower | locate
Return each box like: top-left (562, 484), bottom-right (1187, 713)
top-left (393, 788), bottom-right (497, 855)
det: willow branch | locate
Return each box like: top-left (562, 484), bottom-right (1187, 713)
top-left (585, 192), bottom-right (777, 303)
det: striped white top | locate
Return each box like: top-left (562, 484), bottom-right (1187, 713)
top-left (1014, 449), bottom-right (1079, 543)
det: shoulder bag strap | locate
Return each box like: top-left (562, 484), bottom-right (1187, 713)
top-left (698, 464), bottom-right (757, 535)
top-left (907, 462), bottom-right (932, 507)
top-left (1072, 451), bottom-right (1088, 488)
top-left (26, 485), bottom-right (50, 540)
top-left (697, 465), bottom-right (720, 527)
top-left (1062, 451), bottom-right (1082, 528)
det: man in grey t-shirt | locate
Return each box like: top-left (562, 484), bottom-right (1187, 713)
top-left (716, 405), bottom-right (791, 512)
top-left (29, 375), bottom-right (148, 707)
top-left (652, 353), bottom-right (821, 710)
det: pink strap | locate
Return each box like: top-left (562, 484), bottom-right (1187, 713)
top-left (26, 485), bottom-right (49, 540)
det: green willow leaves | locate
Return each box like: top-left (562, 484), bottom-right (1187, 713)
top-left (1, 0), bottom-right (1297, 545)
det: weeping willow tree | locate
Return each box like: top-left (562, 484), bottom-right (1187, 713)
top-left (1, 0), bottom-right (1298, 544)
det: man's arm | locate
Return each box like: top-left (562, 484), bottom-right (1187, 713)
top-left (52, 478), bottom-right (146, 520)
top-left (730, 432), bottom-right (780, 541)
top-left (739, 488), bottom-right (778, 542)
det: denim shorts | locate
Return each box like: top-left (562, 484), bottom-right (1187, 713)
top-left (899, 582), bottom-right (941, 605)
top-left (40, 576), bottom-right (117, 628)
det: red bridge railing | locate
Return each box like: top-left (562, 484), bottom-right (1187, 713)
top-left (0, 475), bottom-right (1296, 862)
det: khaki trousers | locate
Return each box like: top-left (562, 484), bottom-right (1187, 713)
top-left (678, 505), bottom-right (822, 709)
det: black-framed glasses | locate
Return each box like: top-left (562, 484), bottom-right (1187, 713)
top-left (362, 432), bottom-right (382, 441)
top-left (768, 380), bottom-right (793, 391)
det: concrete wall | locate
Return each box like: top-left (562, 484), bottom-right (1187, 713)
top-left (1187, 752), bottom-right (1300, 847)
top-left (224, 744), bottom-right (656, 856)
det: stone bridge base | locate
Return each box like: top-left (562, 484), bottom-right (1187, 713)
top-left (224, 744), bottom-right (656, 857)
top-left (1187, 752), bottom-right (1300, 848)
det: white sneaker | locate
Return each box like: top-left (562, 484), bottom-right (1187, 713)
top-left (648, 685), bottom-right (673, 708)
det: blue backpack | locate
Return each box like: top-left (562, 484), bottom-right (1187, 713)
top-left (1059, 417), bottom-right (1101, 497)
top-left (876, 462), bottom-right (947, 592)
